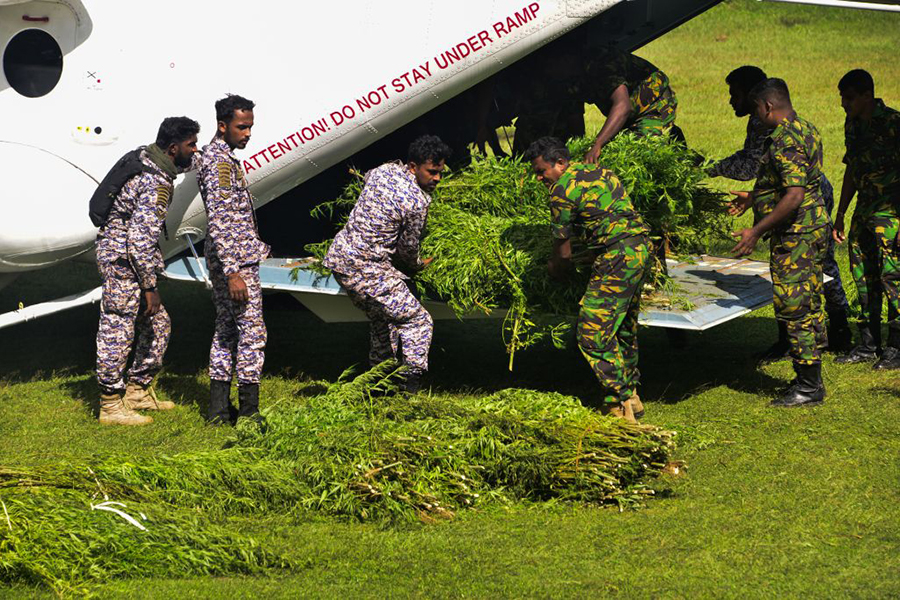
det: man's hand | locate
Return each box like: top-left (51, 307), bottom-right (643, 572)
top-left (730, 228), bottom-right (760, 257)
top-left (228, 273), bottom-right (249, 302)
top-left (833, 213), bottom-right (847, 244)
top-left (547, 256), bottom-right (573, 281)
top-left (728, 191), bottom-right (753, 217)
top-left (143, 289), bottom-right (161, 316)
top-left (583, 142), bottom-right (603, 165)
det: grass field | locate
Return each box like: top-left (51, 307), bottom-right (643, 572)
top-left (3, 1), bottom-right (900, 597)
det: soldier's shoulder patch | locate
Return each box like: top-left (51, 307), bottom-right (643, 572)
top-left (217, 162), bottom-right (232, 188)
top-left (155, 185), bottom-right (171, 218)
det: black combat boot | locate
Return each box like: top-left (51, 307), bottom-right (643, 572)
top-left (825, 308), bottom-right (853, 354)
top-left (770, 363), bottom-right (825, 408)
top-left (835, 324), bottom-right (880, 364)
top-left (402, 371), bottom-right (424, 394)
top-left (238, 383), bottom-right (260, 420)
top-left (207, 379), bottom-right (233, 425)
top-left (757, 320), bottom-right (790, 363)
top-left (873, 327), bottom-right (900, 370)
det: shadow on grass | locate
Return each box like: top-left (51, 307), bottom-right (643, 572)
top-left (2, 263), bottom-right (791, 407)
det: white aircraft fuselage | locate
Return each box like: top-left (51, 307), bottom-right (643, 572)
top-left (0, 0), bottom-right (627, 281)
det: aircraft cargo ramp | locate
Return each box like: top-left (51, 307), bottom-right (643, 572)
top-left (163, 255), bottom-right (778, 331)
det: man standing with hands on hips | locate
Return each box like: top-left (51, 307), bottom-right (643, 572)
top-left (199, 94), bottom-right (270, 424)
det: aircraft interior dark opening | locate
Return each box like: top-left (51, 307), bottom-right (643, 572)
top-left (3, 28), bottom-right (63, 98)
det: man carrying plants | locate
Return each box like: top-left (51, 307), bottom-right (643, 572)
top-left (580, 47), bottom-right (679, 164)
top-left (526, 136), bottom-right (650, 423)
top-left (729, 78), bottom-right (830, 408)
top-left (324, 135), bottom-right (451, 393)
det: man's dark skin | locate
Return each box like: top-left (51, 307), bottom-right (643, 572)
top-left (584, 85), bottom-right (632, 164)
top-left (217, 108), bottom-right (254, 302)
top-left (832, 86), bottom-right (888, 244)
top-left (143, 133), bottom-right (198, 317)
top-left (728, 95), bottom-right (805, 257)
top-left (531, 155), bottom-right (575, 279)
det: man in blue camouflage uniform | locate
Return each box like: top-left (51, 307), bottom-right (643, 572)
top-left (199, 95), bottom-right (270, 424)
top-left (729, 79), bottom-right (830, 407)
top-left (833, 69), bottom-right (900, 369)
top-left (95, 117), bottom-right (199, 425)
top-left (324, 135), bottom-right (451, 393)
top-left (526, 137), bottom-right (650, 423)
top-left (709, 66), bottom-right (851, 359)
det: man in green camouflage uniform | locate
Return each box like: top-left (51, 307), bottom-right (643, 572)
top-left (832, 69), bottom-right (900, 369)
top-left (729, 79), bottom-right (830, 407)
top-left (580, 47), bottom-right (679, 164)
top-left (526, 136), bottom-right (650, 423)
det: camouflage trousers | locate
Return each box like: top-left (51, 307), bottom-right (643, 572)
top-left (848, 213), bottom-right (900, 336)
top-left (333, 270), bottom-right (433, 374)
top-left (770, 227), bottom-right (829, 365)
top-left (577, 235), bottom-right (650, 404)
top-left (96, 259), bottom-right (170, 393)
top-left (627, 70), bottom-right (678, 137)
top-left (208, 259), bottom-right (266, 384)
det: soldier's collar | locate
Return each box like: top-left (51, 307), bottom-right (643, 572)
top-left (212, 137), bottom-right (239, 162)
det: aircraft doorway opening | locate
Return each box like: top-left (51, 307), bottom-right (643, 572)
top-left (3, 29), bottom-right (63, 98)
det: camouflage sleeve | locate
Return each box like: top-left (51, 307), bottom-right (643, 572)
top-left (396, 199), bottom-right (427, 269)
top-left (202, 155), bottom-right (240, 275)
top-left (772, 136), bottom-right (808, 189)
top-left (549, 183), bottom-right (576, 239)
top-left (708, 120), bottom-right (766, 180)
top-left (127, 178), bottom-right (169, 289)
top-left (842, 119), bottom-right (853, 167)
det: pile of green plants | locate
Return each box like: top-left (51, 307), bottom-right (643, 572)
top-left (304, 133), bottom-right (730, 365)
top-left (0, 364), bottom-right (675, 594)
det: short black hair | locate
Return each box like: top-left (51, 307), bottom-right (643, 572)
top-left (215, 94), bottom-right (255, 124)
top-left (155, 116), bottom-right (200, 149)
top-left (523, 136), bottom-right (570, 164)
top-left (749, 78), bottom-right (792, 108)
top-left (726, 65), bottom-right (768, 94)
top-left (407, 135), bottom-right (452, 165)
top-left (838, 69), bottom-right (874, 96)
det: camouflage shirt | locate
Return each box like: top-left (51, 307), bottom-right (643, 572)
top-left (199, 138), bottom-right (270, 275)
top-left (843, 98), bottom-right (900, 218)
top-left (752, 112), bottom-right (829, 234)
top-left (95, 148), bottom-right (172, 290)
top-left (549, 162), bottom-right (648, 250)
top-left (580, 49), bottom-right (659, 116)
top-left (323, 162), bottom-right (430, 279)
top-left (709, 115), bottom-right (770, 181)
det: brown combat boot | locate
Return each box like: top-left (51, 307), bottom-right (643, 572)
top-left (600, 400), bottom-right (637, 424)
top-left (628, 394), bottom-right (645, 419)
top-left (99, 393), bottom-right (153, 426)
top-left (124, 383), bottom-right (175, 411)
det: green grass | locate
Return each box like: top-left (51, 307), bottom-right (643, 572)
top-left (3, 1), bottom-right (900, 597)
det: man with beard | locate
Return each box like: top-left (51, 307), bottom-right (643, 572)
top-left (199, 95), bottom-right (270, 424)
top-left (95, 117), bottom-right (199, 425)
top-left (323, 135), bottom-right (450, 393)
